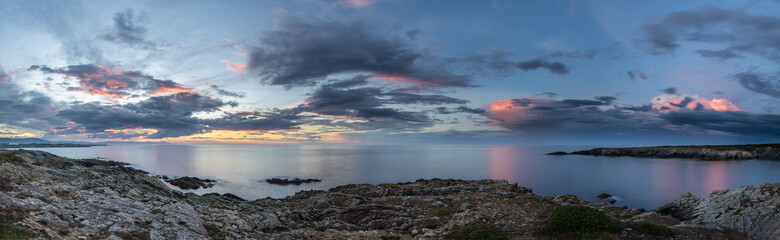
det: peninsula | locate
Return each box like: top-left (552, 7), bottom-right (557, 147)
top-left (554, 144), bottom-right (780, 160)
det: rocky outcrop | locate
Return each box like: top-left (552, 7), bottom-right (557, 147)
top-left (657, 184), bottom-right (780, 239)
top-left (0, 149), bottom-right (764, 239)
top-left (166, 176), bottom-right (216, 190)
top-left (265, 178), bottom-right (321, 185)
top-left (568, 144), bottom-right (780, 160)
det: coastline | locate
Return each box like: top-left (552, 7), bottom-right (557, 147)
top-left (554, 144), bottom-right (780, 160)
top-left (1, 150), bottom-right (775, 239)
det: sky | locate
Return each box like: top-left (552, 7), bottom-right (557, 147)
top-left (0, 0), bottom-right (779, 145)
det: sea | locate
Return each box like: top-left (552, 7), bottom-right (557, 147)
top-left (27, 143), bottom-right (780, 210)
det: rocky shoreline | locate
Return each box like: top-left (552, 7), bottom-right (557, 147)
top-left (0, 150), bottom-right (777, 239)
top-left (555, 144), bottom-right (780, 160)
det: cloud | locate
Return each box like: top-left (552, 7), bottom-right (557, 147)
top-left (639, 7), bottom-right (780, 62)
top-left (57, 92), bottom-right (299, 139)
top-left (514, 58), bottom-right (570, 74)
top-left (100, 9), bottom-right (155, 48)
top-left (734, 71), bottom-right (780, 98)
top-left (0, 72), bottom-right (63, 133)
top-left (206, 83), bottom-right (245, 98)
top-left (484, 96), bottom-right (645, 132)
top-left (406, 28), bottom-right (422, 40)
top-left (247, 18), bottom-right (476, 88)
top-left (30, 64), bottom-right (194, 98)
top-left (220, 60), bottom-right (247, 74)
top-left (651, 94), bottom-right (740, 111)
top-left (434, 106), bottom-right (486, 114)
top-left (293, 77), bottom-right (467, 122)
top-left (483, 93), bottom-right (759, 139)
top-left (660, 87), bottom-right (677, 94)
top-left (661, 110), bottom-right (780, 137)
top-left (627, 69), bottom-right (649, 80)
top-left (695, 49), bottom-right (741, 60)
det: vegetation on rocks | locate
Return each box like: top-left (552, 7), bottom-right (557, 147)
top-left (539, 205), bottom-right (621, 238)
top-left (0, 223), bottom-right (31, 239)
top-left (448, 225), bottom-right (507, 240)
top-left (629, 222), bottom-right (674, 236)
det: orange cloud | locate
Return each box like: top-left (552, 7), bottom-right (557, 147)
top-left (651, 94), bottom-right (740, 112)
top-left (220, 60), bottom-right (247, 74)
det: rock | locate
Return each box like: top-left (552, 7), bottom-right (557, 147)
top-left (657, 185), bottom-right (780, 240)
top-left (166, 176), bottom-right (216, 190)
top-left (0, 150), bottom-right (760, 239)
top-left (566, 144), bottom-right (780, 160)
top-left (596, 193), bottom-right (612, 199)
top-left (545, 151), bottom-right (569, 155)
top-left (265, 178), bottom-right (321, 185)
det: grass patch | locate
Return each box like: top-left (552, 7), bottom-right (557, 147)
top-left (0, 223), bottom-right (32, 239)
top-left (620, 214), bottom-right (633, 219)
top-left (448, 225), bottom-right (507, 240)
top-left (539, 205), bottom-right (621, 239)
top-left (629, 222), bottom-right (674, 236)
top-left (432, 208), bottom-right (455, 217)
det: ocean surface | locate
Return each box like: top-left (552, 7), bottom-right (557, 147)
top-left (28, 143), bottom-right (780, 209)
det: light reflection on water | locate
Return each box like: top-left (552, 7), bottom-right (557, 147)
top-left (30, 144), bottom-right (780, 209)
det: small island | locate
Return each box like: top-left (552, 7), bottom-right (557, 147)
top-left (0, 138), bottom-right (105, 149)
top-left (554, 144), bottom-right (780, 160)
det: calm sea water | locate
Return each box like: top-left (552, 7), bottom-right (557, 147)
top-left (28, 144), bottom-right (780, 209)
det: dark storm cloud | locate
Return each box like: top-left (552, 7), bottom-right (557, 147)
top-left (734, 71), bottom-right (780, 98)
top-left (661, 110), bottom-right (780, 137)
top-left (695, 49), bottom-right (741, 60)
top-left (57, 92), bottom-right (298, 139)
top-left (514, 58), bottom-right (570, 75)
top-left (247, 18), bottom-right (475, 88)
top-left (294, 79), bottom-right (467, 121)
top-left (322, 75), bottom-right (371, 89)
top-left (100, 9), bottom-right (155, 48)
top-left (30, 64), bottom-right (192, 98)
top-left (640, 7), bottom-right (780, 62)
top-left (660, 87), bottom-right (678, 94)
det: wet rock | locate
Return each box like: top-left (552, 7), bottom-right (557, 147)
top-left (265, 178), bottom-right (321, 185)
top-left (166, 176), bottom-right (216, 190)
top-left (596, 193), bottom-right (612, 199)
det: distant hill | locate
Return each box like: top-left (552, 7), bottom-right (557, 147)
top-left (0, 138), bottom-right (51, 144)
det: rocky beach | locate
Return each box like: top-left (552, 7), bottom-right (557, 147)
top-left (0, 149), bottom-right (777, 239)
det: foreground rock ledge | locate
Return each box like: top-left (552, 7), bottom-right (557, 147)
top-left (0, 150), bottom-right (770, 239)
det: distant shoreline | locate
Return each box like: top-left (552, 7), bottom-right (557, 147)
top-left (550, 144), bottom-right (780, 160)
top-left (0, 143), bottom-right (106, 148)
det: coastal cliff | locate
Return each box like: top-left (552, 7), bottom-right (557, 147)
top-left (566, 144), bottom-right (780, 160)
top-left (0, 150), bottom-right (773, 239)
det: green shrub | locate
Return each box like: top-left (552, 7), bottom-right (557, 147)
top-left (629, 222), bottom-right (674, 236)
top-left (539, 205), bottom-right (621, 238)
top-left (448, 225), bottom-right (507, 240)
top-left (0, 223), bottom-right (31, 239)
